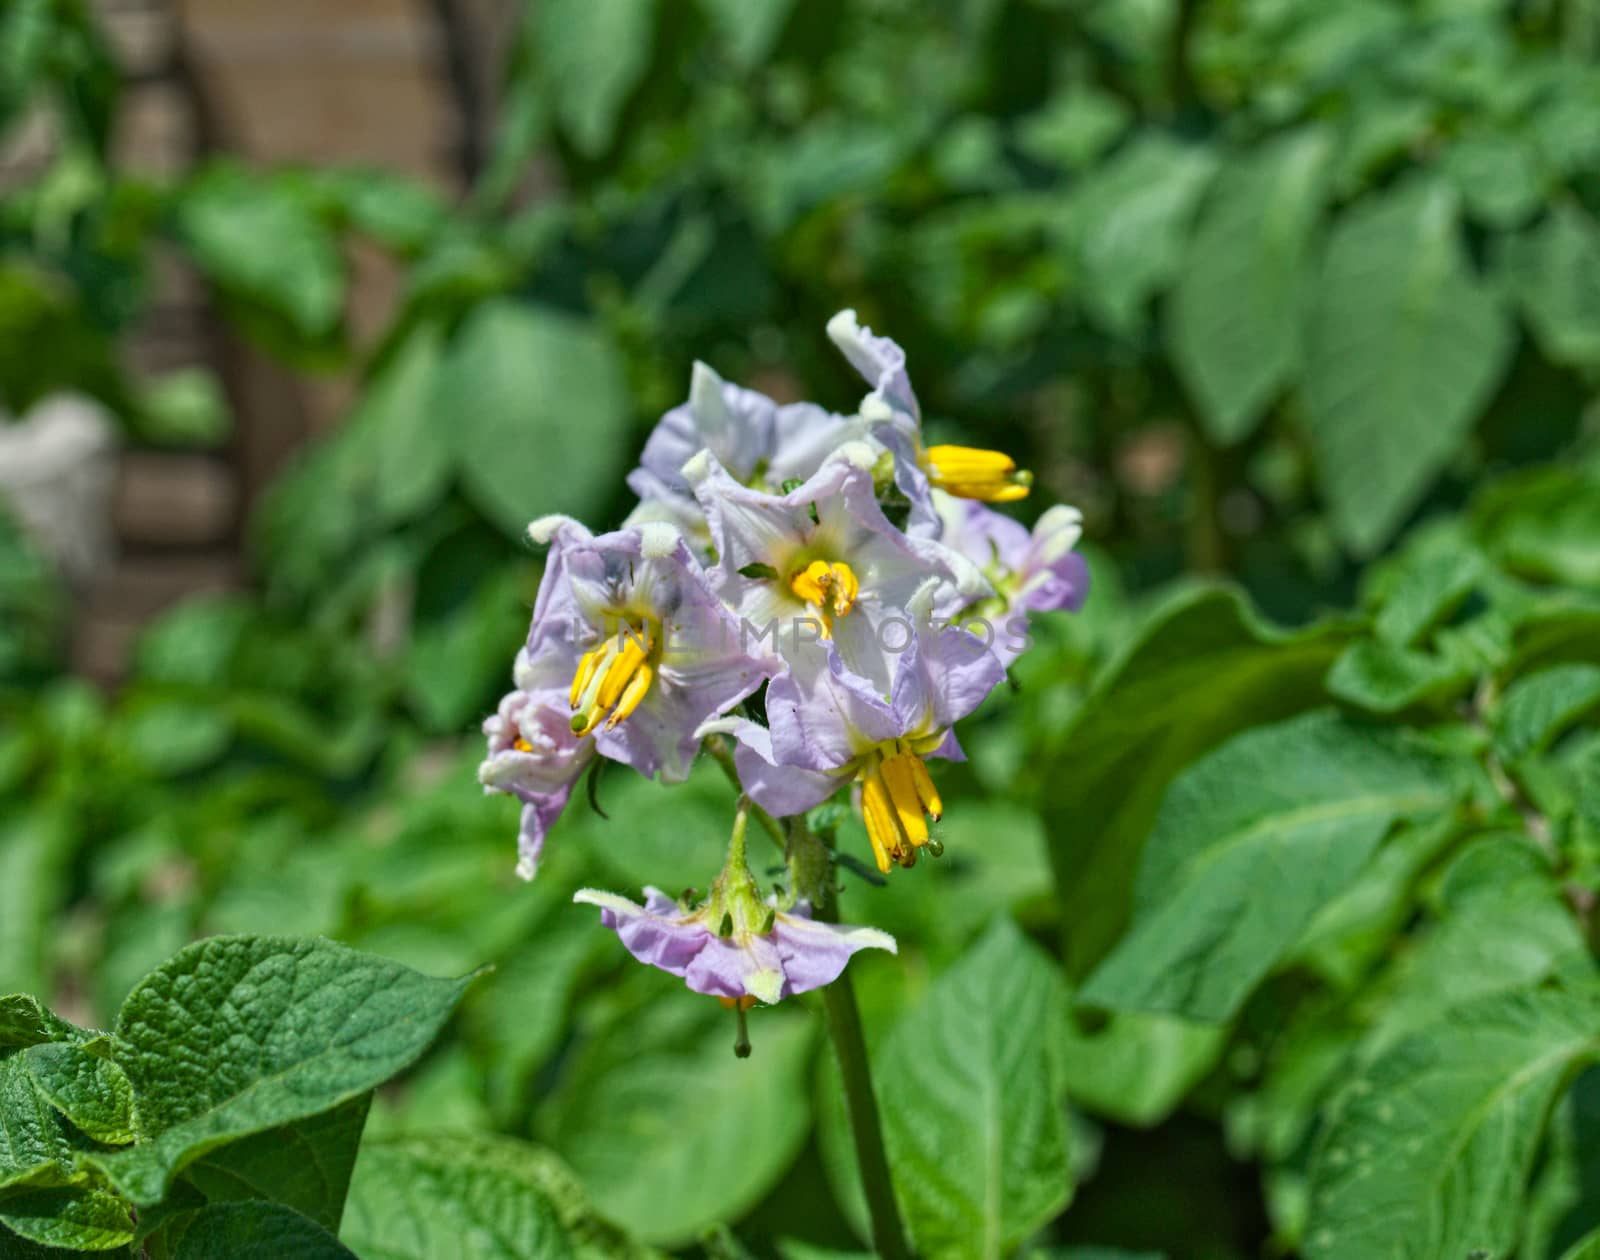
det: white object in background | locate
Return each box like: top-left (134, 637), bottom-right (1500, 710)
top-left (0, 394), bottom-right (120, 587)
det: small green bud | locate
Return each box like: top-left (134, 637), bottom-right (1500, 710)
top-left (738, 562), bottom-right (779, 580)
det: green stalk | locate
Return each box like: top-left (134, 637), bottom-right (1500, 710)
top-left (794, 822), bottom-right (912, 1260)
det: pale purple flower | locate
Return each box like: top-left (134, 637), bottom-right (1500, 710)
top-left (572, 886), bottom-right (895, 1004)
top-left (625, 361), bottom-right (857, 546)
top-left (517, 515), bottom-right (775, 783)
top-left (479, 652), bottom-right (595, 881)
top-left (934, 491), bottom-right (1090, 665)
top-left (684, 447), bottom-right (987, 693)
top-left (722, 625), bottom-right (1004, 871)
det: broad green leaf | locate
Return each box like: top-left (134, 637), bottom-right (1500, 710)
top-left (1363, 529), bottom-right (1485, 647)
top-left (1494, 665), bottom-right (1600, 764)
top-left (1472, 467), bottom-right (1600, 590)
top-left (167, 1201), bottom-right (355, 1259)
top-left (354, 322), bottom-right (452, 527)
top-left (1170, 127), bottom-right (1331, 442)
top-left (1081, 711), bottom-right (1457, 1022)
top-left (0, 812), bottom-right (70, 999)
top-left (1056, 1008), bottom-right (1225, 1128)
top-left (89, 936), bottom-right (471, 1205)
top-left (1364, 838), bottom-right (1591, 1057)
top-left (23, 1043), bottom-right (135, 1146)
top-left (1500, 203), bottom-right (1600, 370)
top-left (444, 301), bottom-right (631, 537)
top-left (183, 1095), bottom-right (370, 1234)
top-left (1304, 985), bottom-right (1600, 1260)
top-left (534, 0), bottom-right (656, 157)
top-left (176, 167), bottom-right (344, 342)
top-left (697, 0), bottom-right (792, 70)
top-left (1324, 639), bottom-right (1474, 714)
top-left (875, 919), bottom-right (1070, 1259)
top-left (342, 1134), bottom-right (585, 1260)
top-left (1014, 87), bottom-right (1130, 171)
top-left (1041, 586), bottom-right (1351, 978)
top-left (1067, 135), bottom-right (1217, 336)
top-left (1560, 1230), bottom-right (1600, 1260)
top-left (1302, 177), bottom-right (1513, 555)
top-left (543, 992), bottom-right (812, 1246)
top-left (1523, 1067), bottom-right (1600, 1260)
top-left (1441, 131), bottom-right (1544, 229)
top-left (0, 1186), bottom-right (134, 1253)
top-left (0, 997), bottom-right (89, 1050)
top-left (0, 1054), bottom-right (78, 1192)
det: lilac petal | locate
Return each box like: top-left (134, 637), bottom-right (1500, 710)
top-left (727, 720), bottom-right (846, 816)
top-left (573, 887), bottom-right (710, 977)
top-left (765, 647), bottom-right (897, 773)
top-left (636, 362), bottom-right (778, 492)
top-left (767, 402), bottom-right (861, 485)
top-left (514, 789), bottom-right (573, 881)
top-left (827, 310), bottom-right (919, 421)
top-left (684, 932), bottom-right (787, 1003)
top-left (771, 911), bottom-right (897, 995)
top-left (889, 624), bottom-right (1006, 734)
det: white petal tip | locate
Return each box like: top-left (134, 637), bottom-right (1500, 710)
top-left (515, 857), bottom-right (538, 882)
top-left (637, 521), bottom-right (681, 559)
top-left (859, 394), bottom-right (895, 425)
top-left (834, 439), bottom-right (878, 471)
top-left (680, 448), bottom-right (717, 485)
top-left (746, 969), bottom-right (785, 1006)
top-left (825, 309), bottom-right (861, 344)
top-left (694, 715), bottom-right (743, 739)
top-left (527, 514), bottom-right (572, 545)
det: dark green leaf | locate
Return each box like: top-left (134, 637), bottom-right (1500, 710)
top-left (1302, 177), bottom-right (1513, 554)
top-left (1170, 127), bottom-right (1331, 443)
top-left (167, 1201), bottom-right (355, 1260)
top-left (1325, 639), bottom-right (1475, 714)
top-left (1081, 711), bottom-right (1458, 1022)
top-left (88, 936), bottom-right (471, 1205)
top-left (0, 1187), bottom-right (134, 1253)
top-left (1500, 203), bottom-right (1600, 370)
top-left (23, 1043), bottom-right (135, 1146)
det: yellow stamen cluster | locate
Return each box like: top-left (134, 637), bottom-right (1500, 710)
top-left (925, 444), bottom-right (1032, 503)
top-left (788, 560), bottom-right (860, 637)
top-left (859, 744), bottom-right (943, 872)
top-left (569, 626), bottom-right (655, 735)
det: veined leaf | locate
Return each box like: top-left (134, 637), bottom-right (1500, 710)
top-left (23, 1043), bottom-right (136, 1146)
top-left (1493, 664), bottom-right (1600, 764)
top-left (1170, 126), bottom-right (1331, 443)
top-left (1302, 176), bottom-right (1513, 555)
top-left (88, 936), bottom-right (471, 1205)
top-left (1305, 985), bottom-right (1600, 1260)
top-left (166, 1201), bottom-right (356, 1259)
top-left (1081, 711), bottom-right (1458, 1022)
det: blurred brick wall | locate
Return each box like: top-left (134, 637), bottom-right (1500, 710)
top-left (67, 0), bottom-right (504, 682)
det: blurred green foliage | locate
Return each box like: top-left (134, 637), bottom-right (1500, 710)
top-left (5, 0), bottom-right (1600, 1256)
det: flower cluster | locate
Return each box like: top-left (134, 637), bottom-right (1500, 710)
top-left (481, 311), bottom-right (1087, 1023)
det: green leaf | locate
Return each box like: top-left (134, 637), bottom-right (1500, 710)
top-left (1441, 131), bottom-right (1544, 229)
top-left (1014, 86), bottom-right (1131, 172)
top-left (0, 812), bottom-right (70, 1000)
top-left (1304, 985), bottom-right (1600, 1260)
top-left (353, 322), bottom-right (452, 527)
top-left (697, 0), bottom-right (792, 70)
top-left (1364, 528), bottom-right (1485, 648)
top-left (183, 1095), bottom-right (370, 1234)
top-left (342, 1134), bottom-right (583, 1260)
top-left (1494, 665), bottom-right (1600, 764)
top-left (1560, 1227), bottom-right (1600, 1260)
top-left (1057, 1008), bottom-right (1225, 1128)
top-left (1302, 176), bottom-right (1513, 555)
top-left (0, 997), bottom-right (89, 1050)
top-left (1081, 711), bottom-right (1458, 1022)
top-left (444, 301), bottom-right (632, 537)
top-left (874, 918), bottom-right (1072, 1258)
top-left (1499, 203), bottom-right (1600, 370)
top-left (543, 993), bottom-right (812, 1246)
top-left (0, 1186), bottom-right (134, 1253)
top-left (1170, 126), bottom-right (1331, 443)
top-left (23, 1043), bottom-right (136, 1146)
top-left (1067, 135), bottom-right (1217, 336)
top-left (0, 1054), bottom-right (79, 1193)
top-left (1472, 467), bottom-right (1600, 590)
top-left (167, 1201), bottom-right (356, 1259)
top-left (1040, 586), bottom-right (1351, 978)
top-left (534, 0), bottom-right (656, 157)
top-left (1324, 639), bottom-right (1475, 714)
top-left (88, 936), bottom-right (471, 1205)
top-left (177, 167), bottom-right (344, 342)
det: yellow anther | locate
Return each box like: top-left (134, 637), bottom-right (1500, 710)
top-left (858, 748), bottom-right (942, 873)
top-left (512, 737), bottom-right (534, 754)
top-left (788, 560), bottom-right (860, 637)
top-left (925, 444), bottom-right (1033, 503)
top-left (570, 626), bottom-right (655, 735)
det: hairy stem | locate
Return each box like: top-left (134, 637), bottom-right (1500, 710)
top-left (704, 737), bottom-right (788, 852)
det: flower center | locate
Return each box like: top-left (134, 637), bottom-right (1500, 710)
top-left (858, 742), bottom-right (943, 872)
top-left (569, 623), bottom-right (656, 736)
top-left (925, 444), bottom-right (1033, 503)
top-left (788, 559), bottom-right (859, 638)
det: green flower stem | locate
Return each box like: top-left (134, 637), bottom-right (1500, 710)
top-left (795, 822), bottom-right (912, 1260)
top-left (704, 736), bottom-right (788, 852)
